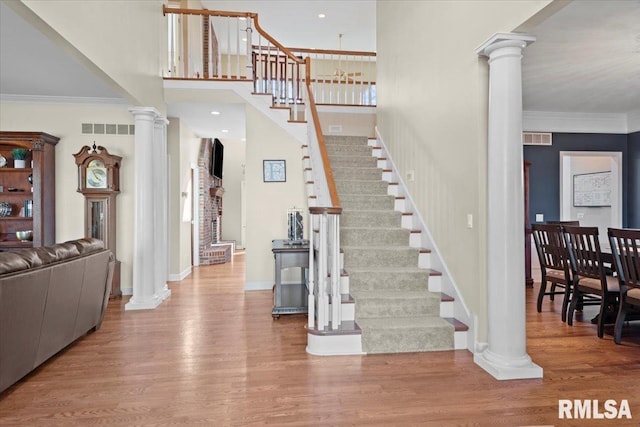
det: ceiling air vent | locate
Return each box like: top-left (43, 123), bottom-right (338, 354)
top-left (522, 132), bottom-right (552, 146)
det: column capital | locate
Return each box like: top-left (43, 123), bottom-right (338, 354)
top-left (128, 106), bottom-right (165, 121)
top-left (475, 32), bottom-right (536, 57)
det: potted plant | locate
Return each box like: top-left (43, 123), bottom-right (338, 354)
top-left (12, 148), bottom-right (28, 168)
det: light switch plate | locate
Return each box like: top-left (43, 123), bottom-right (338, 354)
top-left (535, 213), bottom-right (544, 222)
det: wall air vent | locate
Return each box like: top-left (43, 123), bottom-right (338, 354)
top-left (82, 123), bottom-right (135, 135)
top-left (328, 125), bottom-right (342, 133)
top-left (522, 132), bottom-right (552, 146)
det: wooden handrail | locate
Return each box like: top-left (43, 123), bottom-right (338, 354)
top-left (163, 5), bottom-right (305, 65)
top-left (309, 207), bottom-right (343, 215)
top-left (288, 46), bottom-right (377, 57)
top-left (305, 57), bottom-right (340, 209)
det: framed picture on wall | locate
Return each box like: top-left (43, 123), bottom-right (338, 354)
top-left (573, 171), bottom-right (612, 207)
top-left (263, 160), bottom-right (286, 182)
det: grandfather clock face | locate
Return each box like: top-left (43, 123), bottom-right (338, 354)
top-left (86, 159), bottom-right (108, 189)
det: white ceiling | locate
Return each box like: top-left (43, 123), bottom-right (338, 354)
top-left (1, 0), bottom-right (639, 137)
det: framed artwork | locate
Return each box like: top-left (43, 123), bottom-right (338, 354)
top-left (263, 160), bottom-right (286, 182)
top-left (573, 171), bottom-right (612, 207)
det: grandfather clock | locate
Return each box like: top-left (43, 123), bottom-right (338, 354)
top-left (74, 143), bottom-right (122, 298)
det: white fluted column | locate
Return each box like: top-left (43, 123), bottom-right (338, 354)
top-left (474, 33), bottom-right (542, 380)
top-left (154, 116), bottom-right (171, 301)
top-left (125, 107), bottom-right (168, 310)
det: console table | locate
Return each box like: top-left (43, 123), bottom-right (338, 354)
top-left (272, 239), bottom-right (309, 319)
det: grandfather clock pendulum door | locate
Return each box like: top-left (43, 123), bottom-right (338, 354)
top-left (74, 143), bottom-right (122, 298)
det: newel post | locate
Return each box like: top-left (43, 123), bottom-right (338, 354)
top-left (474, 33), bottom-right (543, 380)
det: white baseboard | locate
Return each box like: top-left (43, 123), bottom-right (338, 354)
top-left (168, 266), bottom-right (192, 282)
top-left (121, 287), bottom-right (132, 296)
top-left (245, 280), bottom-right (273, 291)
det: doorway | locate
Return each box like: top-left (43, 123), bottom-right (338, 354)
top-left (559, 151), bottom-right (623, 250)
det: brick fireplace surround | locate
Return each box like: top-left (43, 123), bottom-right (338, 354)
top-left (198, 139), bottom-right (232, 265)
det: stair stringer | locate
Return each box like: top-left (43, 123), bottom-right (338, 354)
top-left (374, 128), bottom-right (472, 352)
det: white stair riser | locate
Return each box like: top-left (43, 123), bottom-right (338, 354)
top-left (306, 182), bottom-right (315, 195)
top-left (401, 214), bottom-right (413, 229)
top-left (308, 197), bottom-right (317, 207)
top-left (303, 157), bottom-right (311, 168)
top-left (341, 275), bottom-right (349, 294)
top-left (455, 331), bottom-right (468, 350)
top-left (306, 333), bottom-right (363, 356)
top-left (418, 251), bottom-right (431, 269)
top-left (387, 183), bottom-right (399, 196)
top-left (382, 170), bottom-right (394, 182)
top-left (440, 300), bottom-right (454, 317)
top-left (395, 198), bottom-right (407, 212)
top-left (410, 232), bottom-right (421, 248)
top-left (372, 147), bottom-right (382, 157)
top-left (377, 159), bottom-right (387, 169)
top-left (337, 302), bottom-right (355, 321)
top-left (428, 275), bottom-right (442, 292)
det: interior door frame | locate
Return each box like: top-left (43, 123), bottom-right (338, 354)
top-left (559, 150), bottom-right (623, 233)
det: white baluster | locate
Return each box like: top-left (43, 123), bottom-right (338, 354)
top-left (308, 212), bottom-right (315, 329)
top-left (317, 212), bottom-right (327, 329)
top-left (226, 17), bottom-right (231, 78)
top-left (331, 214), bottom-right (341, 329)
top-left (236, 17), bottom-right (240, 78)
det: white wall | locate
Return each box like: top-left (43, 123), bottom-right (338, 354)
top-left (318, 110), bottom-right (376, 138)
top-left (167, 117), bottom-right (201, 280)
top-left (245, 104), bottom-right (307, 290)
top-left (20, 0), bottom-right (166, 112)
top-left (0, 101), bottom-right (136, 292)
top-left (376, 0), bottom-right (552, 341)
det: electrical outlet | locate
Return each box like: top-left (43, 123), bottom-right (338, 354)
top-left (406, 170), bottom-right (415, 182)
top-left (577, 213), bottom-right (585, 219)
top-left (467, 214), bottom-right (473, 228)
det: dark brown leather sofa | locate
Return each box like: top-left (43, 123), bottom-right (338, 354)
top-left (0, 238), bottom-right (114, 393)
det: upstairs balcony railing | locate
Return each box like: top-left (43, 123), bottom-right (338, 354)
top-left (162, 5), bottom-right (354, 332)
top-left (162, 5), bottom-right (376, 107)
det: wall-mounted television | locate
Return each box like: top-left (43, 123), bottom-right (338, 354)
top-left (210, 138), bottom-right (224, 179)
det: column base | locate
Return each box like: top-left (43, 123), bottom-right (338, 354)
top-left (157, 285), bottom-right (171, 301)
top-left (125, 294), bottom-right (163, 311)
top-left (474, 349), bottom-right (543, 380)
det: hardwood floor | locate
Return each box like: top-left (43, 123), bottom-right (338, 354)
top-left (1, 253), bottom-right (639, 426)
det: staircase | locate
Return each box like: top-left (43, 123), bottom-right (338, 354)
top-left (325, 135), bottom-right (455, 353)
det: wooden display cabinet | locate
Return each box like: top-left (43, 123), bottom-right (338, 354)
top-left (0, 132), bottom-right (58, 251)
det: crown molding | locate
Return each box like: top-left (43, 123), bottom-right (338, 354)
top-left (523, 110), bottom-right (629, 134)
top-left (0, 94), bottom-right (128, 105)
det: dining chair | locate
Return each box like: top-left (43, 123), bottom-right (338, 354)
top-left (547, 220), bottom-right (580, 226)
top-left (532, 223), bottom-right (573, 322)
top-left (563, 225), bottom-right (620, 338)
top-left (607, 227), bottom-right (640, 345)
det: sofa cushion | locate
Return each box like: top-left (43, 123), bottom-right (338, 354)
top-left (12, 249), bottom-right (44, 269)
top-left (49, 242), bottom-right (80, 261)
top-left (0, 252), bottom-right (31, 275)
top-left (32, 246), bottom-right (59, 264)
top-left (67, 238), bottom-right (104, 255)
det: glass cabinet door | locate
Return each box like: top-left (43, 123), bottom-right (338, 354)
top-left (87, 197), bottom-right (108, 246)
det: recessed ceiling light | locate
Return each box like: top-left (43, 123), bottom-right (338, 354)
top-left (221, 129), bottom-right (229, 133)
top-left (241, 138), bottom-right (246, 142)
top-left (239, 17), bottom-right (246, 21)
top-left (318, 13), bottom-right (326, 19)
top-left (211, 111), bottom-right (221, 115)
top-left (242, 38), bottom-right (247, 42)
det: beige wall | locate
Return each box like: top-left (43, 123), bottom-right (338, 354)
top-left (220, 137), bottom-right (246, 248)
top-left (20, 0), bottom-right (166, 113)
top-left (245, 104), bottom-right (307, 289)
top-left (0, 102), bottom-right (136, 292)
top-left (318, 110), bottom-right (376, 138)
top-left (167, 117), bottom-right (200, 279)
top-left (376, 0), bottom-right (552, 342)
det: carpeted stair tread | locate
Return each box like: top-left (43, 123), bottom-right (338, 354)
top-left (339, 194), bottom-right (396, 210)
top-left (351, 290), bottom-right (440, 301)
top-left (341, 227), bottom-right (410, 246)
top-left (353, 291), bottom-right (440, 319)
top-left (357, 316), bottom-right (454, 354)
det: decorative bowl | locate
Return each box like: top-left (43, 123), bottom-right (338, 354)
top-left (16, 230), bottom-right (33, 241)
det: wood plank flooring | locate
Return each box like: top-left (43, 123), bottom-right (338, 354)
top-left (1, 253), bottom-right (639, 426)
